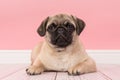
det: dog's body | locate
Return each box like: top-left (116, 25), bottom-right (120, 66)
top-left (26, 14), bottom-right (97, 75)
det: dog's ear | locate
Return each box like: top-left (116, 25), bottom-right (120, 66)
top-left (37, 17), bottom-right (49, 36)
top-left (71, 15), bottom-right (85, 35)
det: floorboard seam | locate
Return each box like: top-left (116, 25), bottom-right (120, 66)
top-left (54, 72), bottom-right (57, 80)
top-left (98, 71), bottom-right (112, 80)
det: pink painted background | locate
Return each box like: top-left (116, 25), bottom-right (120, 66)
top-left (0, 0), bottom-right (120, 50)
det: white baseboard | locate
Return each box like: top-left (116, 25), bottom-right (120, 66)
top-left (0, 50), bottom-right (120, 64)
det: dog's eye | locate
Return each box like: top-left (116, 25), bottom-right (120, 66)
top-left (64, 22), bottom-right (75, 30)
top-left (48, 23), bottom-right (57, 31)
top-left (67, 24), bottom-right (74, 29)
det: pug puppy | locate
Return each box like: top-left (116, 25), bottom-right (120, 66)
top-left (26, 14), bottom-right (97, 75)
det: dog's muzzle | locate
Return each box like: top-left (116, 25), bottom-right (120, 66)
top-left (55, 27), bottom-right (67, 41)
top-left (51, 27), bottom-right (72, 48)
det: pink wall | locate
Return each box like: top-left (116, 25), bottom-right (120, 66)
top-left (0, 0), bottom-right (120, 50)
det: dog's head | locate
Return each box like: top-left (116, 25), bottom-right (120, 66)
top-left (37, 14), bottom-right (85, 48)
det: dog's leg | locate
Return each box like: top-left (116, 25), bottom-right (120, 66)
top-left (31, 42), bottom-right (43, 65)
top-left (26, 57), bottom-right (45, 75)
top-left (68, 57), bottom-right (97, 75)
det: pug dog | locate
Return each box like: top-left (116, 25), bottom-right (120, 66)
top-left (26, 14), bottom-right (97, 75)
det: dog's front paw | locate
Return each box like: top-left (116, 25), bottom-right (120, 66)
top-left (68, 68), bottom-right (81, 76)
top-left (68, 66), bottom-right (83, 76)
top-left (26, 65), bottom-right (44, 75)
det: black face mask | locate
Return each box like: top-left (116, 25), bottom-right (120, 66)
top-left (47, 23), bottom-right (75, 48)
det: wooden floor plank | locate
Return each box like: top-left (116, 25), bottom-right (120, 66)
top-left (56, 72), bottom-right (68, 80)
top-left (2, 69), bottom-right (29, 80)
top-left (56, 72), bottom-right (81, 80)
top-left (0, 64), bottom-right (27, 80)
top-left (98, 64), bottom-right (120, 80)
top-left (0, 64), bottom-right (120, 80)
top-left (80, 72), bottom-right (110, 80)
top-left (30, 72), bottom-right (81, 80)
top-left (68, 75), bottom-right (75, 80)
top-left (68, 75), bottom-right (80, 80)
top-left (2, 68), bottom-right (56, 80)
top-left (29, 72), bottom-right (56, 80)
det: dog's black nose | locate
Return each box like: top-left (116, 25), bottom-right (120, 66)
top-left (57, 27), bottom-right (64, 34)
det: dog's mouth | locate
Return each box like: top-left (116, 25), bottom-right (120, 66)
top-left (56, 34), bottom-right (67, 42)
top-left (52, 34), bottom-right (72, 48)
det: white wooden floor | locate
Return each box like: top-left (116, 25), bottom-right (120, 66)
top-left (0, 64), bottom-right (120, 80)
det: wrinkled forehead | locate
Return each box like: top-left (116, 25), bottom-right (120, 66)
top-left (47, 14), bottom-right (75, 27)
